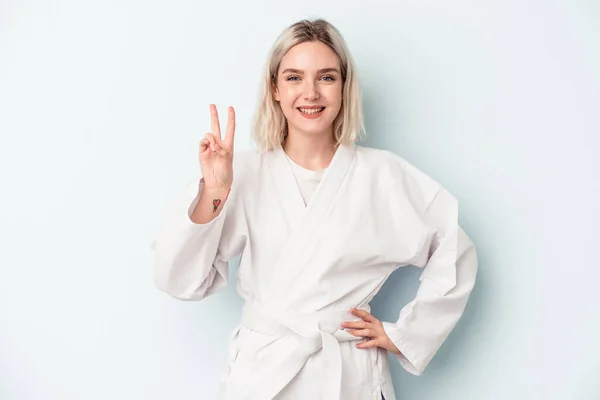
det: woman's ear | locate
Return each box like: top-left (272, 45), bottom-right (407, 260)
top-left (272, 81), bottom-right (280, 102)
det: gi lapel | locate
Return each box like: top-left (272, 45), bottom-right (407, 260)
top-left (268, 143), bottom-right (357, 297)
top-left (266, 146), bottom-right (307, 232)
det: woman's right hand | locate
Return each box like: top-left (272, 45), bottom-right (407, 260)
top-left (199, 104), bottom-right (236, 190)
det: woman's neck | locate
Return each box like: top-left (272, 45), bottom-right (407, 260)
top-left (283, 131), bottom-right (337, 171)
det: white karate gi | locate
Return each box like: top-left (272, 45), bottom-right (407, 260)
top-left (152, 144), bottom-right (478, 400)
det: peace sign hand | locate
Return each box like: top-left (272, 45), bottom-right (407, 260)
top-left (199, 104), bottom-right (236, 190)
top-left (341, 308), bottom-right (402, 355)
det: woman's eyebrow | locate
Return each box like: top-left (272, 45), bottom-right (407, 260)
top-left (280, 68), bottom-right (341, 75)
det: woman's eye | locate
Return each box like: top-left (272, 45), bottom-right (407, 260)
top-left (285, 75), bottom-right (334, 82)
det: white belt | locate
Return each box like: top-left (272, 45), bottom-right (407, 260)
top-left (239, 302), bottom-right (370, 399)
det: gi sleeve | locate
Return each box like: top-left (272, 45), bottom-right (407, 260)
top-left (382, 186), bottom-right (478, 375)
top-left (151, 176), bottom-right (246, 301)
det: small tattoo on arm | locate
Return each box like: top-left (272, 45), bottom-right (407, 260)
top-left (212, 199), bottom-right (221, 213)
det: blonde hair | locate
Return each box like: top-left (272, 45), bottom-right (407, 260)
top-left (251, 18), bottom-right (365, 152)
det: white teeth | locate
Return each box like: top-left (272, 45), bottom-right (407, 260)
top-left (299, 108), bottom-right (324, 115)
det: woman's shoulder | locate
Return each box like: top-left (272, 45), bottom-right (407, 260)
top-left (231, 146), bottom-right (282, 183)
top-left (355, 145), bottom-right (445, 210)
top-left (231, 146), bottom-right (265, 175)
top-left (355, 145), bottom-right (436, 182)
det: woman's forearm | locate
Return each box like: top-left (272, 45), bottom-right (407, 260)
top-left (190, 185), bottom-right (231, 224)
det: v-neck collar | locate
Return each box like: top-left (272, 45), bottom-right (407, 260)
top-left (266, 143), bottom-right (356, 232)
top-left (285, 153), bottom-right (327, 181)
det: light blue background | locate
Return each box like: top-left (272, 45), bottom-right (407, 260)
top-left (1, 0), bottom-right (598, 399)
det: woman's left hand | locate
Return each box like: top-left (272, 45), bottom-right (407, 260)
top-left (341, 308), bottom-right (402, 355)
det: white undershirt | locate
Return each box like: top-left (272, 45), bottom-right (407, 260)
top-left (285, 154), bottom-right (326, 206)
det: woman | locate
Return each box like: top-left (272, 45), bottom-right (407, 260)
top-left (153, 18), bottom-right (478, 400)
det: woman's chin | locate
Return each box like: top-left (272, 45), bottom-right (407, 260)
top-left (288, 120), bottom-right (335, 137)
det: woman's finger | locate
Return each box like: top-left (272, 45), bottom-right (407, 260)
top-left (210, 104), bottom-right (222, 139)
top-left (205, 133), bottom-right (217, 151)
top-left (348, 328), bottom-right (376, 338)
top-left (224, 106), bottom-right (236, 146)
top-left (217, 143), bottom-right (231, 157)
top-left (350, 308), bottom-right (378, 323)
top-left (356, 338), bottom-right (380, 349)
top-left (200, 137), bottom-right (211, 150)
top-left (342, 320), bottom-right (368, 329)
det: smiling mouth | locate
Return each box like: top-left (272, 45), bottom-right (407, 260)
top-left (297, 107), bottom-right (326, 115)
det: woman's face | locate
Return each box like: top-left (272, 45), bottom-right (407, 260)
top-left (273, 41), bottom-right (343, 141)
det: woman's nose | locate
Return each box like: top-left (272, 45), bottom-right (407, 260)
top-left (303, 81), bottom-right (320, 100)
